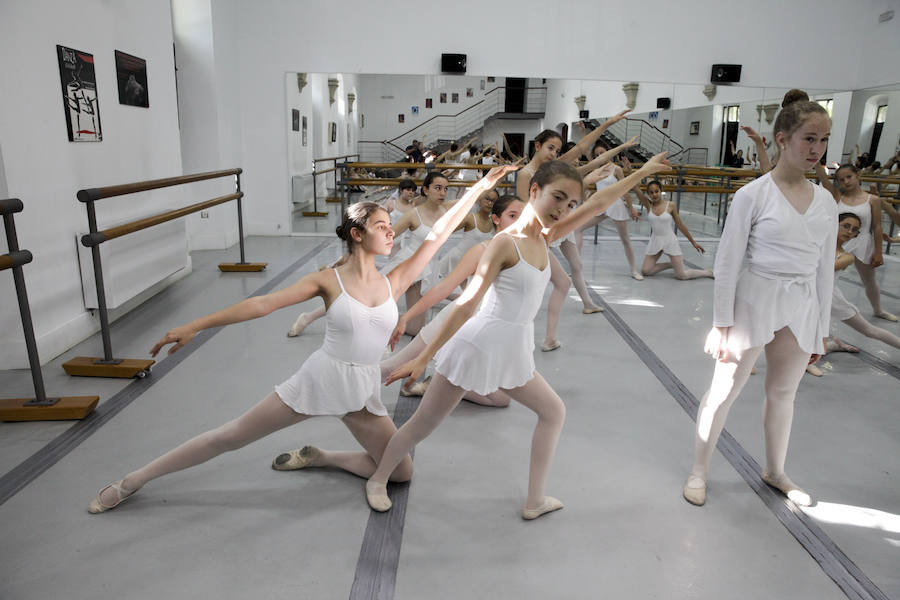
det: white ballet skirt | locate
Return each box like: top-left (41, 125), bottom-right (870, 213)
top-left (644, 201), bottom-right (682, 256)
top-left (275, 270), bottom-right (398, 417)
top-left (595, 172), bottom-right (630, 221)
top-left (837, 196), bottom-right (874, 263)
top-left (831, 284), bottom-right (858, 322)
top-left (435, 235), bottom-right (551, 395)
top-left (713, 174), bottom-right (837, 356)
top-left (381, 208), bottom-right (433, 283)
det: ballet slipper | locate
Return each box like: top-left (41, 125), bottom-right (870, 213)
top-left (875, 311), bottom-right (898, 322)
top-left (399, 379), bottom-right (429, 397)
top-left (682, 474), bottom-right (706, 506)
top-left (762, 471), bottom-right (812, 506)
top-left (540, 340), bottom-right (561, 352)
top-left (522, 496), bottom-right (564, 520)
top-left (88, 480), bottom-right (139, 514)
top-left (365, 480), bottom-right (392, 512)
top-left (750, 367), bottom-right (758, 375)
top-left (271, 445), bottom-right (321, 471)
top-left (631, 271), bottom-right (645, 281)
top-left (805, 364), bottom-right (824, 377)
top-left (582, 305), bottom-right (604, 314)
top-left (830, 338), bottom-right (859, 353)
top-left (287, 312), bottom-right (314, 337)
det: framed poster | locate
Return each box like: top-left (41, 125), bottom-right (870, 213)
top-left (439, 93), bottom-right (447, 103)
top-left (57, 45), bottom-right (102, 141)
top-left (291, 109), bottom-right (300, 131)
top-left (329, 121), bottom-right (337, 143)
top-left (662, 118), bottom-right (669, 129)
top-left (302, 116), bottom-right (308, 145)
top-left (398, 114), bottom-right (405, 123)
top-left (425, 98), bottom-right (432, 109)
top-left (451, 93), bottom-right (459, 103)
top-left (114, 50), bottom-right (148, 107)
top-left (466, 88), bottom-right (473, 97)
top-left (689, 121), bottom-right (700, 135)
top-left (411, 105), bottom-right (419, 115)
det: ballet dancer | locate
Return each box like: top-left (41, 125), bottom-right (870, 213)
top-left (683, 100), bottom-right (836, 508)
top-left (85, 167), bottom-right (515, 514)
top-left (633, 180), bottom-right (713, 280)
top-left (366, 153), bottom-right (671, 519)
top-left (827, 164), bottom-right (896, 321)
top-left (807, 212), bottom-right (900, 375)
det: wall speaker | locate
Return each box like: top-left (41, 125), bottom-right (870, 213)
top-left (711, 64), bottom-right (742, 84)
top-left (656, 97), bottom-right (671, 109)
top-left (441, 53), bottom-right (467, 74)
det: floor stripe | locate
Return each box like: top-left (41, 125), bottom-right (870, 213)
top-left (0, 240), bottom-right (335, 506)
top-left (586, 286), bottom-right (889, 600)
top-left (350, 394), bottom-right (418, 600)
top-left (853, 349), bottom-right (900, 381)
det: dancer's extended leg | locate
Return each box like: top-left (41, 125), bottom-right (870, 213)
top-left (559, 240), bottom-right (602, 313)
top-left (855, 258), bottom-right (897, 320)
top-left (613, 220), bottom-right (640, 279)
top-left (671, 255), bottom-right (714, 280)
top-left (641, 251), bottom-right (672, 277)
top-left (843, 313), bottom-right (900, 349)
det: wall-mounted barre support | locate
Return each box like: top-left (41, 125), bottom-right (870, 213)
top-left (63, 168), bottom-right (265, 379)
top-left (0, 198), bottom-right (98, 421)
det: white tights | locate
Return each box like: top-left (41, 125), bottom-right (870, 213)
top-left (690, 327), bottom-right (811, 482)
top-left (107, 392), bottom-right (413, 504)
top-left (370, 371), bottom-right (565, 510)
top-left (842, 313), bottom-right (900, 349)
top-left (576, 217), bottom-right (637, 274)
top-left (853, 258), bottom-right (890, 316)
top-left (641, 252), bottom-right (712, 280)
top-left (381, 336), bottom-right (511, 407)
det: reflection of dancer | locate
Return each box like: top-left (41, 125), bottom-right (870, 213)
top-left (87, 168), bottom-right (513, 514)
top-left (366, 154), bottom-right (670, 519)
top-left (684, 101), bottom-right (835, 508)
top-left (633, 180), bottom-right (713, 280)
top-left (826, 164), bottom-right (896, 321)
top-left (807, 212), bottom-right (900, 376)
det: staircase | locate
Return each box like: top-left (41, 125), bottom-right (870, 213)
top-left (596, 118), bottom-right (708, 166)
top-left (358, 86), bottom-right (547, 162)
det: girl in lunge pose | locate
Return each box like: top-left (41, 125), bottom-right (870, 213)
top-left (634, 180), bottom-right (713, 280)
top-left (366, 153), bottom-right (671, 520)
top-left (86, 167), bottom-right (514, 514)
top-left (683, 101), bottom-right (836, 507)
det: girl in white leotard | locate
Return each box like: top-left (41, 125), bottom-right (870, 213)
top-left (684, 101), bottom-right (836, 508)
top-left (367, 154), bottom-right (671, 520)
top-left (85, 167), bottom-right (514, 514)
top-left (828, 164), bottom-right (896, 321)
top-left (632, 180), bottom-right (713, 280)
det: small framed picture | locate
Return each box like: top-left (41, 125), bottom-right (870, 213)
top-left (302, 116), bottom-right (308, 145)
top-left (689, 121), bottom-right (700, 135)
top-left (466, 88), bottom-right (473, 98)
top-left (451, 93), bottom-right (459, 103)
top-left (359, 114), bottom-right (364, 128)
top-left (487, 76), bottom-right (495, 82)
top-left (411, 105), bottom-right (419, 115)
top-left (291, 109), bottom-right (299, 131)
top-left (330, 122), bottom-right (337, 142)
top-left (398, 113), bottom-right (405, 123)
top-left (662, 119), bottom-right (669, 129)
top-left (425, 98), bottom-right (432, 109)
top-left (480, 79), bottom-right (485, 90)
top-left (114, 50), bottom-right (149, 108)
top-left (440, 93), bottom-right (447, 103)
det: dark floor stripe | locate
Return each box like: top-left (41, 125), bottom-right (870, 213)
top-left (853, 349), bottom-right (900, 381)
top-left (587, 288), bottom-right (889, 600)
top-left (0, 240), bottom-right (334, 506)
top-left (350, 394), bottom-right (418, 600)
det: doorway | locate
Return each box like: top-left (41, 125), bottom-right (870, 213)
top-left (720, 105), bottom-right (740, 166)
top-left (868, 104), bottom-right (888, 163)
top-left (505, 78), bottom-right (526, 113)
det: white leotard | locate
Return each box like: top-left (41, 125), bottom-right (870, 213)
top-left (596, 172), bottom-right (630, 221)
top-left (435, 235), bottom-right (551, 394)
top-left (644, 201), bottom-right (682, 256)
top-left (276, 270), bottom-right (398, 416)
top-left (836, 195), bottom-right (874, 263)
top-left (381, 207), bottom-right (435, 282)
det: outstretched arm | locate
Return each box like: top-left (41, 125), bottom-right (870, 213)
top-left (741, 126), bottom-right (771, 173)
top-left (150, 270), bottom-right (328, 356)
top-left (814, 162), bottom-right (838, 198)
top-left (559, 109), bottom-right (630, 164)
top-left (576, 136), bottom-right (638, 175)
top-left (671, 204), bottom-right (704, 253)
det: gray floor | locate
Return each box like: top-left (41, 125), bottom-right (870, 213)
top-left (1, 223), bottom-right (898, 599)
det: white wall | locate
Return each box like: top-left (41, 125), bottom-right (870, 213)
top-left (844, 89), bottom-right (900, 164)
top-left (0, 0), bottom-right (183, 369)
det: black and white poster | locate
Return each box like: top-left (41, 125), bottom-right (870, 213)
top-left (57, 45), bottom-right (103, 141)
top-left (114, 50), bottom-right (149, 107)
top-left (291, 108), bottom-right (300, 131)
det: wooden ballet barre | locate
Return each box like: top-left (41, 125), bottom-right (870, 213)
top-left (342, 178), bottom-right (515, 188)
top-left (0, 198), bottom-right (98, 421)
top-left (65, 168), bottom-right (264, 379)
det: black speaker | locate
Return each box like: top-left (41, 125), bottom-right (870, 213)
top-left (656, 97), bottom-right (671, 109)
top-left (579, 110), bottom-right (590, 119)
top-left (441, 53), bottom-right (467, 74)
top-left (711, 64), bottom-right (742, 84)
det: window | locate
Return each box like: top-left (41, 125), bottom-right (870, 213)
top-left (725, 105), bottom-right (740, 122)
top-left (816, 99), bottom-right (833, 117)
top-left (875, 104), bottom-right (887, 123)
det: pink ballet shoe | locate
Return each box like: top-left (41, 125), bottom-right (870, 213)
top-left (88, 480), bottom-right (139, 514)
top-left (287, 312), bottom-right (314, 337)
top-left (682, 474), bottom-right (706, 506)
top-left (805, 364), bottom-right (823, 377)
top-left (522, 496), bottom-right (564, 520)
top-left (541, 340), bottom-right (561, 352)
top-left (762, 471), bottom-right (813, 507)
top-left (875, 311), bottom-right (898, 322)
top-left (272, 445), bottom-right (321, 471)
top-left (365, 480), bottom-right (392, 512)
top-left (582, 305), bottom-right (604, 314)
top-left (631, 271), bottom-right (644, 281)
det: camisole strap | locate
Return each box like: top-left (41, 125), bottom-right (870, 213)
top-left (383, 273), bottom-right (393, 298)
top-left (509, 235), bottom-right (525, 261)
top-left (414, 207), bottom-right (423, 224)
top-left (333, 268), bottom-right (347, 294)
